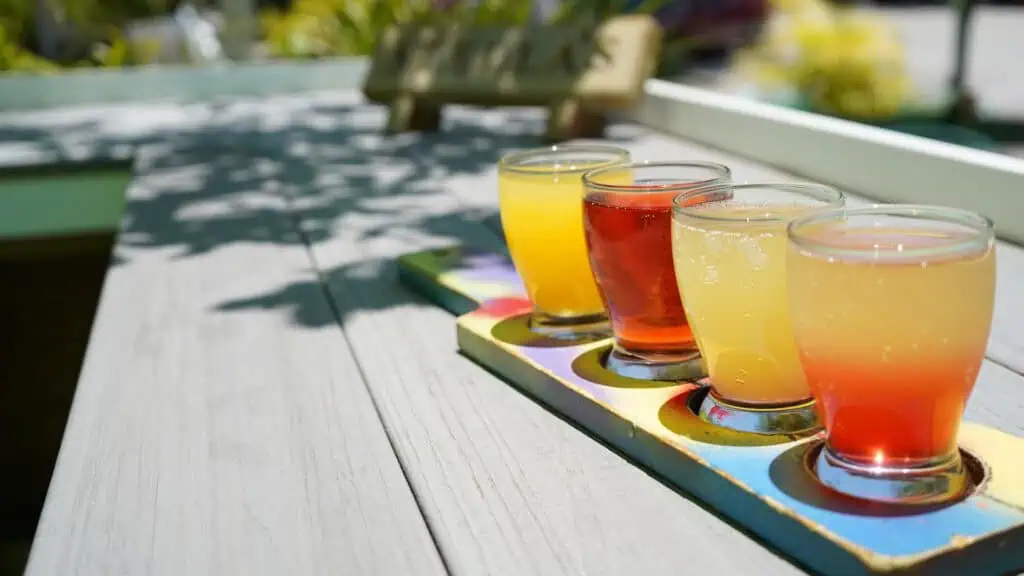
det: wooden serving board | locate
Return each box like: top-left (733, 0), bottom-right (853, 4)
top-left (398, 245), bottom-right (1024, 576)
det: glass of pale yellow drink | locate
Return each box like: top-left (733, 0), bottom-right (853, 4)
top-left (671, 182), bottom-right (844, 436)
top-left (497, 144), bottom-right (630, 339)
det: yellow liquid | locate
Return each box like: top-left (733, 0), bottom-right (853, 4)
top-left (498, 166), bottom-right (629, 319)
top-left (671, 205), bottom-right (812, 405)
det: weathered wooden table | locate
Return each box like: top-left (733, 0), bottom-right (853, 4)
top-left (3, 90), bottom-right (1023, 576)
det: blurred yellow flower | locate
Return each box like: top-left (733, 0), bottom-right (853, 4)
top-left (736, 0), bottom-right (911, 119)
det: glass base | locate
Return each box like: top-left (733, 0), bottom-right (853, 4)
top-left (697, 390), bottom-right (821, 436)
top-left (603, 345), bottom-right (706, 382)
top-left (527, 311), bottom-right (611, 341)
top-left (811, 445), bottom-right (972, 505)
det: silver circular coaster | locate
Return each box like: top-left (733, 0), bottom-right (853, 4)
top-left (603, 346), bottom-right (707, 382)
top-left (809, 444), bottom-right (979, 506)
top-left (527, 312), bottom-right (611, 342)
top-left (697, 390), bottom-right (821, 436)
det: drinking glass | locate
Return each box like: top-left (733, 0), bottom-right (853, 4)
top-left (498, 144), bottom-right (630, 339)
top-left (671, 183), bottom-right (844, 435)
top-left (582, 161), bottom-right (731, 380)
top-left (788, 205), bottom-right (996, 504)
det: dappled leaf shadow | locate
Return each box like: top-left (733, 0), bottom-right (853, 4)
top-left (0, 98), bottom-right (640, 327)
top-left (204, 104), bottom-right (639, 328)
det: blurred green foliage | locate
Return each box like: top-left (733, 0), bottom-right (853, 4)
top-left (261, 0), bottom-right (677, 59)
top-left (0, 0), bottom-right (49, 71)
top-left (1, 0), bottom-right (681, 74)
top-left (63, 0), bottom-right (179, 24)
top-left (0, 0), bottom-right (169, 73)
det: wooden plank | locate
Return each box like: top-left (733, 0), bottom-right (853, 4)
top-left (990, 243), bottom-right (1024, 375)
top-left (24, 144), bottom-right (446, 576)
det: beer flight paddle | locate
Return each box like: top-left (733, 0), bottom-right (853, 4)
top-left (396, 143), bottom-right (1023, 576)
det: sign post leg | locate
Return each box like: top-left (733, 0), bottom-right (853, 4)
top-left (386, 95), bottom-right (442, 134)
top-left (546, 99), bottom-right (607, 142)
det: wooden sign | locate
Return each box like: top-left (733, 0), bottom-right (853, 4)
top-left (362, 15), bottom-right (663, 141)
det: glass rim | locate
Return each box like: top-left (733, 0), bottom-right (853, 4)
top-left (581, 160), bottom-right (732, 194)
top-left (671, 182), bottom-right (845, 223)
top-left (786, 204), bottom-right (995, 260)
top-left (498, 143), bottom-right (630, 175)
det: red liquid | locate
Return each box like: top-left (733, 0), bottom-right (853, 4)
top-left (803, 356), bottom-right (978, 467)
top-left (583, 191), bottom-right (695, 354)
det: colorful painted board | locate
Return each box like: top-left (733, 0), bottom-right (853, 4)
top-left (398, 245), bottom-right (1024, 576)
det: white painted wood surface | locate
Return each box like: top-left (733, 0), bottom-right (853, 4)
top-left (18, 124), bottom-right (445, 576)
top-left (627, 79), bottom-right (1024, 246)
top-left (4, 89), bottom-right (1023, 575)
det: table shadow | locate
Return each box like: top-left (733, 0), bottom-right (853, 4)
top-left (490, 313), bottom-right (609, 348)
top-left (767, 443), bottom-right (963, 518)
top-left (571, 344), bottom-right (685, 390)
top-left (658, 388), bottom-right (806, 447)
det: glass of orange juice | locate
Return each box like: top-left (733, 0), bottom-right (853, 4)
top-left (788, 205), bottom-right (995, 504)
top-left (671, 183), bottom-right (844, 436)
top-left (498, 144), bottom-right (630, 339)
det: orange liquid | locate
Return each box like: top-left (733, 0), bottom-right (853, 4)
top-left (801, 356), bottom-right (980, 465)
top-left (788, 227), bottom-right (995, 467)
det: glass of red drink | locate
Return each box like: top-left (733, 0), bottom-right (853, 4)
top-left (787, 205), bottom-right (996, 504)
top-left (582, 160), bottom-right (731, 381)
